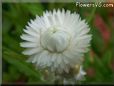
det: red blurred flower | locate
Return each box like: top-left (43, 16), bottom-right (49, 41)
top-left (86, 67), bottom-right (95, 77)
top-left (94, 14), bottom-right (110, 44)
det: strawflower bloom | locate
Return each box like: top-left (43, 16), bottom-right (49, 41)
top-left (20, 9), bottom-right (92, 83)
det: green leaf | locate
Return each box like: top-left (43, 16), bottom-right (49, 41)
top-left (8, 66), bottom-right (20, 81)
top-left (86, 7), bottom-right (97, 24)
top-left (91, 27), bottom-right (105, 55)
top-left (102, 50), bottom-right (112, 66)
top-left (3, 48), bottom-right (42, 82)
top-left (3, 73), bottom-right (11, 82)
top-left (22, 3), bottom-right (44, 16)
top-left (83, 52), bottom-right (92, 68)
top-left (3, 34), bottom-right (22, 53)
top-left (93, 56), bottom-right (111, 80)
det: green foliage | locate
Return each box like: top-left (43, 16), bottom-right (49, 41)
top-left (3, 47), bottom-right (43, 83)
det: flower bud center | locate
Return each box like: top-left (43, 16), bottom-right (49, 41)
top-left (41, 27), bottom-right (70, 53)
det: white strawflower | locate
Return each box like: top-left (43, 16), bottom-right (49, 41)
top-left (20, 9), bottom-right (91, 74)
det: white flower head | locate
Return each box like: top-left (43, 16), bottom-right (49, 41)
top-left (20, 9), bottom-right (92, 73)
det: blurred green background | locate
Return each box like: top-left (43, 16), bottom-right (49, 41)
top-left (2, 2), bottom-right (114, 84)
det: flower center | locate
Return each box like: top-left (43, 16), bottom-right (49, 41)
top-left (41, 27), bottom-right (70, 53)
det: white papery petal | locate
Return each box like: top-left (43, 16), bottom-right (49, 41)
top-left (75, 66), bottom-right (86, 81)
top-left (20, 34), bottom-right (38, 42)
top-left (22, 47), bottom-right (42, 55)
top-left (23, 29), bottom-right (39, 37)
top-left (20, 42), bottom-right (38, 48)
